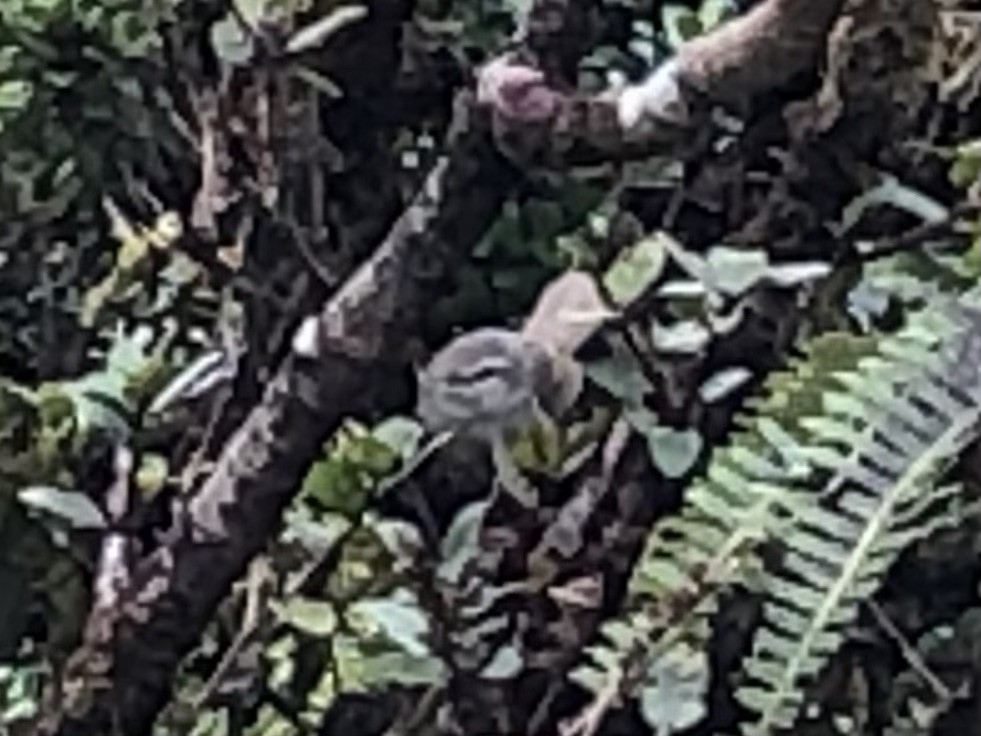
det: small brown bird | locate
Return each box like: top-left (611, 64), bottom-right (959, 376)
top-left (415, 270), bottom-right (614, 505)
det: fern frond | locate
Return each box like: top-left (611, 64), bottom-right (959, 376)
top-left (572, 334), bottom-right (881, 725)
top-left (736, 289), bottom-right (981, 735)
top-left (572, 286), bottom-right (981, 736)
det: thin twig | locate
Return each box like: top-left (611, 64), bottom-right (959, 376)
top-left (865, 600), bottom-right (953, 702)
top-left (856, 202), bottom-right (980, 261)
top-left (190, 558), bottom-right (273, 709)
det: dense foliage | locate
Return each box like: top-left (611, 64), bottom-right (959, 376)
top-left (1, 1), bottom-right (980, 736)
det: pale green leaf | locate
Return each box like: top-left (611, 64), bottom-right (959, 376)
top-left (18, 486), bottom-right (106, 529)
top-left (210, 14), bottom-right (254, 65)
top-left (275, 597), bottom-right (338, 637)
top-left (699, 366), bottom-right (752, 403)
top-left (603, 234), bottom-right (669, 307)
top-left (481, 641), bottom-right (524, 679)
top-left (372, 416), bottom-right (424, 460)
top-left (646, 426), bottom-right (703, 479)
top-left (285, 6), bottom-right (367, 54)
top-left (639, 646), bottom-right (710, 734)
top-left (438, 500), bottom-right (489, 584)
top-left (653, 319), bottom-right (710, 354)
top-left (705, 246), bottom-right (770, 296)
top-left (349, 592), bottom-right (432, 657)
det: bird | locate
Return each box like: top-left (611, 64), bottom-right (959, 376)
top-left (415, 270), bottom-right (614, 506)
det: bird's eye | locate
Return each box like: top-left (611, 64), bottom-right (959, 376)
top-left (448, 365), bottom-right (503, 386)
top-left (448, 356), bottom-right (515, 386)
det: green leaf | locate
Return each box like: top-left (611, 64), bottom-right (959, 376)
top-left (135, 453), bottom-right (168, 498)
top-left (0, 663), bottom-right (41, 722)
top-left (147, 350), bottom-right (226, 415)
top-left (698, 0), bottom-right (736, 30)
top-left (765, 262), bottom-right (831, 287)
top-left (370, 518), bottom-right (424, 558)
top-left (838, 173), bottom-right (948, 235)
top-left (372, 416), bottom-right (424, 461)
top-left (585, 346), bottom-right (651, 407)
top-left (568, 663), bottom-right (606, 692)
top-left (705, 246), bottom-right (770, 296)
top-left (0, 80), bottom-right (32, 111)
top-left (699, 366), bottom-right (753, 403)
top-left (657, 279), bottom-right (708, 299)
top-left (0, 46), bottom-right (19, 75)
top-left (301, 455), bottom-right (358, 510)
top-left (503, 0), bottom-right (534, 15)
top-left (950, 140), bottom-right (981, 188)
top-left (18, 486), bottom-right (106, 529)
top-left (625, 406), bottom-right (659, 434)
top-left (653, 319), bottom-right (711, 354)
top-left (603, 234), bottom-right (668, 307)
top-left (275, 597), bottom-right (338, 637)
top-left (232, 0), bottom-right (268, 29)
top-left (646, 426), bottom-right (703, 479)
top-left (334, 634), bottom-right (446, 687)
top-left (285, 5), bottom-right (367, 54)
top-left (628, 37), bottom-right (657, 65)
top-left (282, 509), bottom-right (351, 557)
top-left (661, 5), bottom-right (701, 48)
top-left (639, 646), bottom-right (710, 734)
top-left (524, 199), bottom-right (566, 242)
top-left (189, 709), bottom-right (230, 736)
top-left (478, 201), bottom-right (523, 259)
top-left (210, 14), bottom-right (254, 65)
top-left (349, 591), bottom-right (432, 657)
top-left (481, 641), bottom-right (524, 679)
top-left (438, 500), bottom-right (489, 584)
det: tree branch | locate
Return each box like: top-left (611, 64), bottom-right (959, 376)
top-left (34, 1), bottom-right (848, 733)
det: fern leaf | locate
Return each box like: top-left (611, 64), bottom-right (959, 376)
top-left (573, 334), bottom-right (882, 731)
top-left (572, 287), bottom-right (981, 736)
top-left (736, 290), bottom-right (981, 736)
